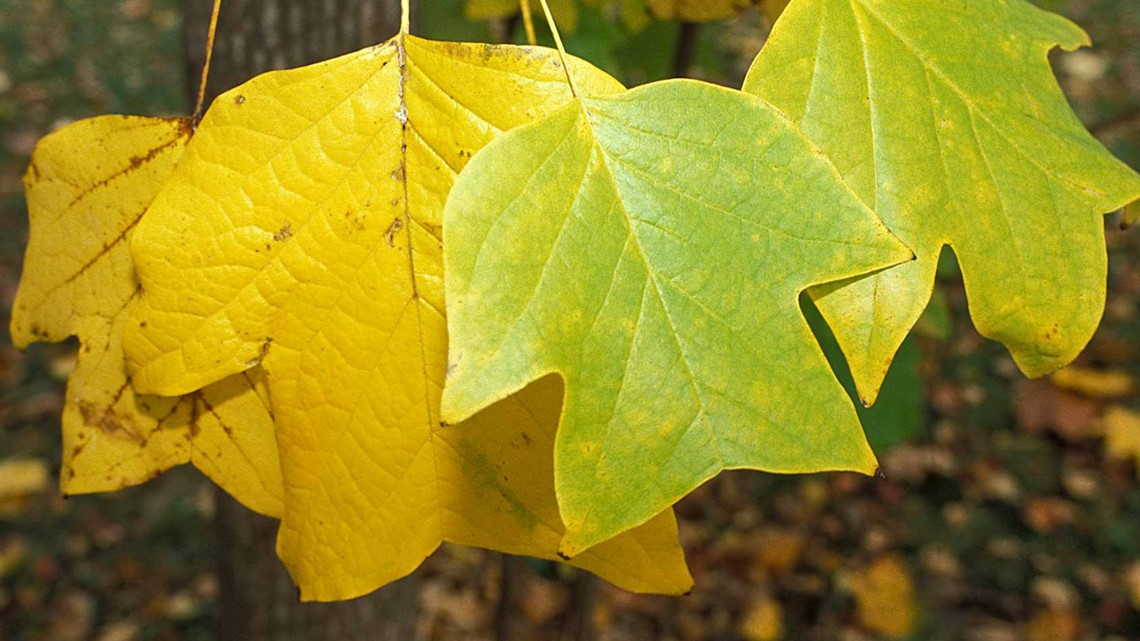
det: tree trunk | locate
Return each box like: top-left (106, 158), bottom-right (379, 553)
top-left (183, 0), bottom-right (402, 103)
top-left (180, 2), bottom-right (418, 639)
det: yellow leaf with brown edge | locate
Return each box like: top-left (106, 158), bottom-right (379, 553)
top-left (124, 37), bottom-right (691, 601)
top-left (10, 116), bottom-right (283, 517)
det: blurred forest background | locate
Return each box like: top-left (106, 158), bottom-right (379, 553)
top-left (1, 1), bottom-right (1139, 640)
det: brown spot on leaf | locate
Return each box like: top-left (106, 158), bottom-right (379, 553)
top-left (77, 395), bottom-right (145, 446)
top-left (246, 337), bottom-right (273, 368)
top-left (273, 221), bottom-right (293, 242)
top-left (234, 94), bottom-right (246, 105)
top-left (384, 218), bottom-right (404, 248)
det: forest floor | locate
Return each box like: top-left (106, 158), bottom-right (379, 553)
top-left (1, 1), bottom-right (1139, 640)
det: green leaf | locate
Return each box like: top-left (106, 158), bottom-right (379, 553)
top-left (744, 0), bottom-right (1140, 405)
top-left (441, 78), bottom-right (912, 554)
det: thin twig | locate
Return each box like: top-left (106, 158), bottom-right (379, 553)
top-left (537, 0), bottom-right (577, 97)
top-left (192, 0), bottom-right (223, 124)
top-left (520, 0), bottom-right (537, 45)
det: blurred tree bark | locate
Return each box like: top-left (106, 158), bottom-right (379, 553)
top-left (180, 2), bottom-right (418, 640)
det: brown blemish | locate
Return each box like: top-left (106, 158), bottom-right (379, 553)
top-left (383, 218), bottom-right (404, 248)
top-left (245, 337), bottom-right (273, 368)
top-left (273, 221), bottom-right (293, 242)
top-left (78, 394), bottom-right (145, 446)
top-left (343, 210), bottom-right (365, 232)
top-left (392, 163), bottom-right (406, 183)
top-left (234, 94), bottom-right (246, 105)
top-left (67, 133), bottom-right (186, 209)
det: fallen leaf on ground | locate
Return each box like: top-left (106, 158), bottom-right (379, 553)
top-left (1050, 366), bottom-right (1134, 398)
top-left (740, 595), bottom-right (783, 641)
top-left (1102, 405), bottom-right (1140, 471)
top-left (847, 554), bottom-right (920, 637)
top-left (0, 459), bottom-right (48, 514)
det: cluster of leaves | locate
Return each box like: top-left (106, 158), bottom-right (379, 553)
top-left (10, 0), bottom-right (1140, 602)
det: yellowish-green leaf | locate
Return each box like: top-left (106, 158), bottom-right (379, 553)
top-left (744, 0), bottom-right (1140, 404)
top-left (440, 79), bottom-right (912, 555)
top-left (10, 116), bottom-right (283, 517)
top-left (124, 37), bottom-right (690, 601)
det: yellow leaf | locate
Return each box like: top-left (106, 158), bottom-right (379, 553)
top-left (10, 116), bottom-right (283, 517)
top-left (847, 554), bottom-right (920, 637)
top-left (1103, 405), bottom-right (1140, 471)
top-left (647, 0), bottom-right (757, 21)
top-left (1051, 366), bottom-right (1135, 398)
top-left (125, 37), bottom-right (691, 601)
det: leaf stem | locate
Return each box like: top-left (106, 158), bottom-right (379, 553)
top-left (520, 0), bottom-right (537, 46)
top-left (536, 0), bottom-right (577, 97)
top-left (401, 0), bottom-right (410, 35)
top-left (192, 0), bottom-right (222, 125)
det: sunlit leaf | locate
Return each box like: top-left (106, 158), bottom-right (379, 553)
top-left (124, 37), bottom-right (690, 601)
top-left (744, 0), bottom-right (1140, 404)
top-left (441, 78), bottom-right (911, 555)
top-left (10, 116), bottom-right (283, 516)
